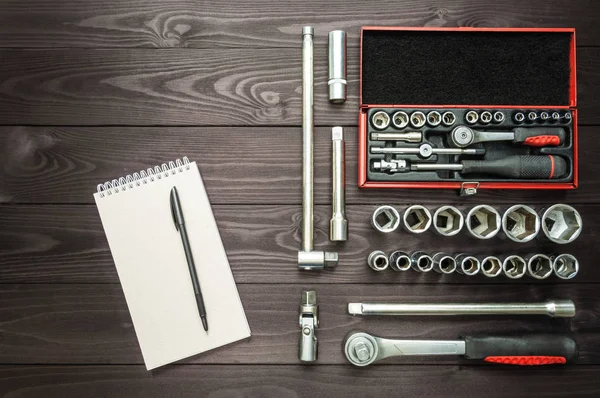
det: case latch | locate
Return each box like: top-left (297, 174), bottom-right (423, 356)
top-left (460, 182), bottom-right (480, 196)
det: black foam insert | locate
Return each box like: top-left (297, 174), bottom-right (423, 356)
top-left (362, 30), bottom-right (572, 106)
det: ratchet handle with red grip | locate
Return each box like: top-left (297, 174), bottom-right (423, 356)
top-left (463, 333), bottom-right (578, 365)
top-left (513, 127), bottom-right (567, 147)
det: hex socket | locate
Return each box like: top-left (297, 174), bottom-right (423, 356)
top-left (328, 30), bottom-right (347, 103)
top-left (432, 252), bottom-right (457, 274)
top-left (368, 250), bottom-right (389, 271)
top-left (466, 205), bottom-right (501, 239)
top-left (433, 206), bottom-right (464, 237)
top-left (553, 254), bottom-right (579, 280)
top-left (541, 204), bottom-right (582, 244)
top-left (411, 251), bottom-right (433, 272)
top-left (502, 205), bottom-right (540, 243)
top-left (480, 256), bottom-right (502, 277)
top-left (389, 251), bottom-right (411, 271)
top-left (503, 255), bottom-right (527, 279)
top-left (402, 205), bottom-right (432, 234)
top-left (371, 205), bottom-right (400, 233)
top-left (526, 254), bottom-right (553, 280)
top-left (455, 254), bottom-right (480, 276)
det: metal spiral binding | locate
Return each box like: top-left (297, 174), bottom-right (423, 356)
top-left (96, 157), bottom-right (190, 198)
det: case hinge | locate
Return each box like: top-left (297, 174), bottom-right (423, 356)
top-left (460, 182), bottom-right (480, 196)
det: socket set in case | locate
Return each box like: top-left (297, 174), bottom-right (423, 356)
top-left (358, 27), bottom-right (578, 193)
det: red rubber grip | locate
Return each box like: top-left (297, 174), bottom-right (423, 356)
top-left (484, 356), bottom-right (567, 366)
top-left (523, 135), bottom-right (561, 147)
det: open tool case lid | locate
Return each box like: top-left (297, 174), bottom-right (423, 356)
top-left (358, 27), bottom-right (577, 191)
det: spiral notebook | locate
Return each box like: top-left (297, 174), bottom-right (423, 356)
top-left (93, 157), bottom-right (250, 370)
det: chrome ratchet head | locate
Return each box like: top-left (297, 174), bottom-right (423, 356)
top-left (344, 331), bottom-right (380, 367)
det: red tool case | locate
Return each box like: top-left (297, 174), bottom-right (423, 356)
top-left (357, 27), bottom-right (577, 193)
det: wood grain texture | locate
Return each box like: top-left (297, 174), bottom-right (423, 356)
top-left (0, 0), bottom-right (599, 48)
top-left (0, 48), bottom-right (599, 126)
top-left (1, 126), bottom-right (598, 205)
top-left (0, 204), bottom-right (595, 284)
top-left (0, 284), bottom-right (598, 365)
top-left (2, 365), bottom-right (600, 398)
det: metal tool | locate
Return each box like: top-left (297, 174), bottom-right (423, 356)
top-left (370, 131), bottom-right (422, 142)
top-left (503, 255), bottom-right (527, 279)
top-left (514, 112), bottom-right (525, 123)
top-left (427, 111), bottom-right (442, 127)
top-left (411, 155), bottom-right (567, 179)
top-left (298, 27), bottom-right (338, 270)
top-left (563, 112), bottom-right (572, 123)
top-left (299, 291), bottom-right (319, 362)
top-left (455, 254), bottom-right (480, 275)
top-left (480, 111), bottom-right (492, 124)
top-left (389, 250), bottom-right (411, 271)
top-left (432, 252), bottom-right (457, 274)
top-left (502, 204), bottom-right (540, 243)
top-left (465, 110), bottom-right (479, 124)
top-left (403, 205), bottom-right (432, 234)
top-left (328, 30), bottom-right (346, 104)
top-left (411, 251), bottom-right (433, 272)
top-left (526, 254), bottom-right (553, 280)
top-left (347, 299), bottom-right (576, 317)
top-left (410, 111), bottom-right (426, 128)
top-left (344, 331), bottom-right (577, 367)
top-left (368, 250), bottom-right (389, 271)
top-left (372, 159), bottom-right (408, 173)
top-left (433, 206), bottom-right (463, 236)
top-left (552, 111), bottom-right (561, 122)
top-left (371, 111), bottom-right (390, 130)
top-left (466, 205), bottom-right (501, 239)
top-left (527, 111), bottom-right (538, 122)
top-left (540, 111), bottom-right (550, 121)
top-left (541, 204), bottom-right (582, 244)
top-left (330, 127), bottom-right (347, 241)
top-left (391, 111), bottom-right (409, 129)
top-left (371, 144), bottom-right (484, 159)
top-left (442, 111), bottom-right (456, 126)
top-left (449, 125), bottom-right (566, 148)
top-left (493, 111), bottom-right (505, 124)
top-left (553, 254), bottom-right (579, 280)
top-left (480, 256), bottom-right (502, 277)
top-left (371, 205), bottom-right (400, 233)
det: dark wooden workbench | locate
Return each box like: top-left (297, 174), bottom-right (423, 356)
top-left (1, 1), bottom-right (599, 396)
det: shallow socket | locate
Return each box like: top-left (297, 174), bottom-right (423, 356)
top-left (371, 111), bottom-right (390, 130)
top-left (368, 250), bottom-right (389, 271)
top-left (403, 205), bottom-right (432, 234)
top-left (553, 254), bottom-right (579, 280)
top-left (527, 254), bottom-right (553, 280)
top-left (503, 255), bottom-right (527, 279)
top-left (455, 254), bottom-right (480, 276)
top-left (433, 253), bottom-right (457, 274)
top-left (433, 206), bottom-right (464, 236)
top-left (541, 204), bottom-right (582, 244)
top-left (502, 205), bottom-right (540, 243)
top-left (371, 205), bottom-right (401, 233)
top-left (411, 251), bottom-right (433, 272)
top-left (481, 256), bottom-right (502, 277)
top-left (466, 205), bottom-right (501, 239)
top-left (389, 251), bottom-right (411, 271)
top-left (392, 111), bottom-right (409, 129)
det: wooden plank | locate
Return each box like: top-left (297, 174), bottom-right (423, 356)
top-left (0, 48), bottom-right (598, 125)
top-left (1, 364), bottom-right (600, 398)
top-left (0, 126), bottom-right (598, 205)
top-left (0, 0), bottom-right (599, 48)
top-left (0, 204), bottom-right (595, 284)
top-left (0, 284), bottom-right (597, 365)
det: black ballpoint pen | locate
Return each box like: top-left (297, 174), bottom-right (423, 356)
top-left (170, 186), bottom-right (208, 332)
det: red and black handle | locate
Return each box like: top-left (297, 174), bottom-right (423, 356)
top-left (513, 127), bottom-right (567, 147)
top-left (462, 334), bottom-right (578, 365)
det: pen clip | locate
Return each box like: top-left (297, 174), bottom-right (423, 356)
top-left (170, 187), bottom-right (180, 231)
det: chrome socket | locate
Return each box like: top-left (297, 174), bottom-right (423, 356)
top-left (327, 30), bottom-right (347, 104)
top-left (402, 205), bottom-right (432, 234)
top-left (514, 112), bottom-right (525, 123)
top-left (410, 111), bottom-right (426, 128)
top-left (427, 111), bottom-right (442, 127)
top-left (371, 205), bottom-right (401, 233)
top-left (371, 111), bottom-right (390, 130)
top-left (564, 112), bottom-right (572, 123)
top-left (503, 255), bottom-right (527, 279)
top-left (527, 111), bottom-right (538, 123)
top-left (432, 252), bottom-right (457, 274)
top-left (502, 205), bottom-right (540, 243)
top-left (541, 204), bottom-right (582, 244)
top-left (466, 205), bottom-right (501, 239)
top-left (526, 254), bottom-right (553, 280)
top-left (480, 111), bottom-right (492, 124)
top-left (411, 251), bottom-right (434, 272)
top-left (540, 111), bottom-right (550, 121)
top-left (553, 254), bottom-right (579, 280)
top-left (392, 111), bottom-right (409, 129)
top-left (368, 250), bottom-right (389, 271)
top-left (389, 250), bottom-right (411, 271)
top-left (493, 111), bottom-right (505, 124)
top-left (433, 206), bottom-right (464, 237)
top-left (455, 254), bottom-right (480, 275)
top-left (465, 110), bottom-right (479, 124)
top-left (480, 256), bottom-right (502, 277)
top-left (552, 111), bottom-right (561, 122)
top-left (442, 111), bottom-right (456, 126)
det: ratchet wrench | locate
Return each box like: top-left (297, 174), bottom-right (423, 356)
top-left (344, 331), bottom-right (578, 367)
top-left (449, 125), bottom-right (566, 148)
